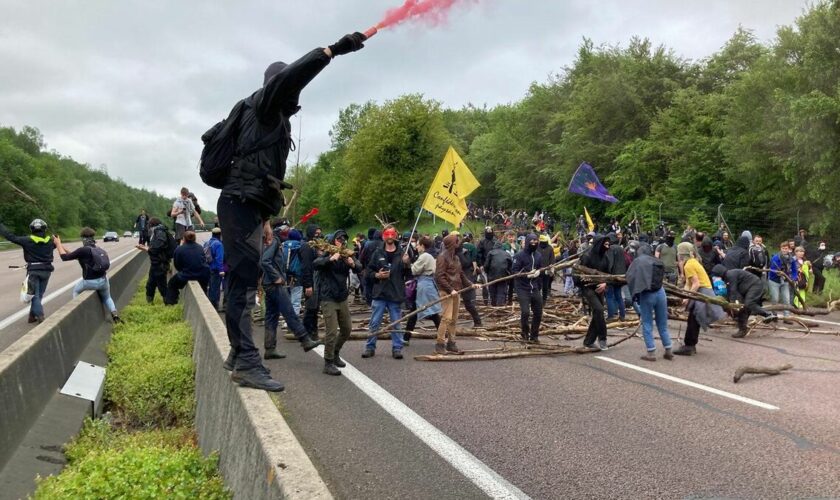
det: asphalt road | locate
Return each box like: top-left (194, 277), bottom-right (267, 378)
top-left (253, 293), bottom-right (840, 499)
top-left (0, 237), bottom-right (140, 352)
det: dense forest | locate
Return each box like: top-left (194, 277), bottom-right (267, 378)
top-left (0, 126), bottom-right (186, 237)
top-left (287, 1), bottom-right (839, 243)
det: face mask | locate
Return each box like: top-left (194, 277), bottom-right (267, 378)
top-left (819, 244), bottom-right (826, 250)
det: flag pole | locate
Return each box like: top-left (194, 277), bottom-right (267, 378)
top-left (404, 208), bottom-right (423, 256)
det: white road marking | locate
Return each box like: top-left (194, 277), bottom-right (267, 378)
top-left (793, 316), bottom-right (840, 327)
top-left (0, 248), bottom-right (136, 331)
top-left (594, 356), bottom-right (780, 411)
top-left (313, 345), bottom-right (530, 500)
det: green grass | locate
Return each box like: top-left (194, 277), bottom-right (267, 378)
top-left (34, 280), bottom-right (229, 499)
top-left (806, 268), bottom-right (840, 307)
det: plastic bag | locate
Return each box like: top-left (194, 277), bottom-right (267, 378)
top-left (20, 276), bottom-right (34, 303)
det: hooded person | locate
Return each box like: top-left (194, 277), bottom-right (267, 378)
top-left (456, 236), bottom-right (483, 327)
top-left (314, 229), bottom-right (363, 375)
top-left (477, 226), bottom-right (496, 273)
top-left (578, 234), bottom-right (611, 350)
top-left (137, 217), bottom-right (176, 303)
top-left (712, 264), bottom-right (776, 338)
top-left (484, 241), bottom-right (513, 306)
top-left (434, 233), bottom-right (477, 355)
top-left (721, 234), bottom-right (751, 270)
top-left (214, 31), bottom-right (367, 392)
top-left (0, 218), bottom-right (56, 322)
top-left (697, 236), bottom-right (722, 275)
top-left (511, 234), bottom-right (544, 342)
top-left (655, 232), bottom-right (678, 284)
top-left (605, 232), bottom-right (628, 321)
top-left (626, 243), bottom-right (672, 361)
top-left (299, 224), bottom-right (323, 338)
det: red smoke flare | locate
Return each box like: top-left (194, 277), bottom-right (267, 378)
top-left (300, 208), bottom-right (319, 225)
top-left (364, 0), bottom-right (467, 38)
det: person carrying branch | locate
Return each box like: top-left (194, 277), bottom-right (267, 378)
top-left (511, 234), bottom-right (544, 343)
top-left (674, 243), bottom-right (726, 355)
top-left (434, 233), bottom-right (480, 355)
top-left (579, 234), bottom-right (611, 350)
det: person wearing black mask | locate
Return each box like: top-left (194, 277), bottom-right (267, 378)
top-left (511, 234), bottom-right (544, 342)
top-left (712, 264), bottom-right (776, 337)
top-left (212, 32), bottom-right (367, 392)
top-left (536, 234), bottom-right (556, 301)
top-left (579, 235), bottom-right (611, 350)
top-left (477, 226), bottom-right (496, 305)
top-left (136, 217), bottom-right (176, 304)
top-left (655, 232), bottom-right (678, 284)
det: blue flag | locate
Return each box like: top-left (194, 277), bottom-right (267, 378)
top-left (567, 162), bottom-right (618, 203)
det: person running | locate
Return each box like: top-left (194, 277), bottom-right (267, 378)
top-left (0, 218), bottom-right (55, 323)
top-left (627, 243), bottom-right (671, 361)
top-left (314, 230), bottom-right (362, 375)
top-left (54, 229), bottom-right (121, 322)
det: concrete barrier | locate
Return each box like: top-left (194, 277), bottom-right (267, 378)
top-left (183, 282), bottom-right (332, 500)
top-left (0, 250), bottom-right (147, 471)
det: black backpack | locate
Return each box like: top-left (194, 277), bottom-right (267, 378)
top-left (89, 246), bottom-right (111, 273)
top-left (648, 259), bottom-right (665, 292)
top-left (199, 99), bottom-right (287, 189)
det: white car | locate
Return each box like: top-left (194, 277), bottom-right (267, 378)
top-left (123, 231), bottom-right (132, 238)
top-left (132, 231), bottom-right (140, 238)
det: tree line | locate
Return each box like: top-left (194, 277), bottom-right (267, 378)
top-left (288, 1), bottom-right (839, 243)
top-left (0, 126), bottom-right (187, 237)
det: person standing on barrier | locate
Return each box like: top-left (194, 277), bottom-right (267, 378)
top-left (210, 32), bottom-right (367, 392)
top-left (0, 218), bottom-right (55, 323)
top-left (54, 229), bottom-right (121, 323)
top-left (205, 227), bottom-right (225, 310)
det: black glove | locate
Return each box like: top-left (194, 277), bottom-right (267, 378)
top-left (328, 32), bottom-right (366, 57)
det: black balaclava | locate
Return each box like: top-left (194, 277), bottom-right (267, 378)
top-left (526, 234), bottom-right (538, 253)
top-left (264, 61), bottom-right (301, 115)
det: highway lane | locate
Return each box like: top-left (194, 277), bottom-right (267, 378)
top-left (260, 302), bottom-right (840, 498)
top-left (0, 237), bottom-right (140, 352)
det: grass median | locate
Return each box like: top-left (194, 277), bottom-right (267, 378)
top-left (34, 282), bottom-right (230, 499)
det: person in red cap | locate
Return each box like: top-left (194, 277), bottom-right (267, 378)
top-left (363, 227), bottom-right (410, 359)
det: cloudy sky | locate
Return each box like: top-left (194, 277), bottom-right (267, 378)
top-left (0, 0), bottom-right (809, 212)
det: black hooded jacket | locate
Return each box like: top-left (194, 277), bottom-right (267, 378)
top-left (477, 232), bottom-right (495, 268)
top-left (722, 235), bottom-right (751, 270)
top-left (221, 49), bottom-right (332, 217)
top-left (606, 232), bottom-right (627, 275)
top-left (511, 234), bottom-right (543, 292)
top-left (713, 264), bottom-right (763, 304)
top-left (577, 235), bottom-right (611, 287)
top-left (697, 236), bottom-right (722, 274)
top-left (314, 230), bottom-right (363, 302)
top-left (296, 223), bottom-right (321, 289)
top-left (625, 243), bottom-right (663, 298)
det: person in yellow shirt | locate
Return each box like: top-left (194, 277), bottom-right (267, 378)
top-left (673, 242), bottom-right (725, 356)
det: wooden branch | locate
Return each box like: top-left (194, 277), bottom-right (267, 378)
top-left (733, 364), bottom-right (792, 383)
top-left (744, 266), bottom-right (806, 312)
top-left (281, 189), bottom-right (299, 218)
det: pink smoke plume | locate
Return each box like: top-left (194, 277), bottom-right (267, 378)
top-left (364, 0), bottom-right (470, 38)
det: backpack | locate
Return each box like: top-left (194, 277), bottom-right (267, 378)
top-left (89, 246), bottom-right (111, 273)
top-left (712, 276), bottom-right (728, 297)
top-left (199, 99), bottom-right (287, 189)
top-left (282, 240), bottom-right (303, 279)
top-left (203, 240), bottom-right (214, 264)
top-left (648, 259), bottom-right (664, 292)
top-left (165, 231), bottom-right (178, 260)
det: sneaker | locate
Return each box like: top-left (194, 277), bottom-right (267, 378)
top-left (763, 314), bottom-right (779, 323)
top-left (28, 313), bottom-right (37, 324)
top-left (598, 340), bottom-right (609, 351)
top-left (361, 349), bottom-right (375, 358)
top-left (529, 337), bottom-right (540, 344)
top-left (673, 344), bottom-right (696, 356)
top-left (333, 354), bottom-right (346, 368)
top-left (445, 342), bottom-right (464, 355)
top-left (582, 343), bottom-right (599, 351)
top-left (640, 352), bottom-right (657, 362)
top-left (231, 367), bottom-right (284, 392)
top-left (663, 349), bottom-right (674, 360)
top-left (264, 348), bottom-right (286, 360)
top-left (323, 361), bottom-right (341, 376)
top-left (403, 339), bottom-right (410, 347)
top-left (111, 313), bottom-right (122, 324)
top-left (392, 349), bottom-right (404, 360)
top-left (731, 329), bottom-right (747, 339)
top-left (299, 336), bottom-right (323, 352)
top-left (473, 321), bottom-right (483, 328)
top-left (434, 343), bottom-right (446, 355)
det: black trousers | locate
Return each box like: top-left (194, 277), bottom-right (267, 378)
top-left (139, 227), bottom-right (149, 245)
top-left (303, 291), bottom-right (319, 337)
top-left (488, 282), bottom-right (507, 306)
top-left (685, 309), bottom-right (701, 346)
top-left (461, 287), bottom-right (482, 325)
top-left (165, 272), bottom-right (209, 305)
top-left (218, 196), bottom-right (264, 371)
top-left (507, 280), bottom-right (515, 305)
top-left (146, 262), bottom-right (168, 301)
top-left (541, 274), bottom-right (553, 301)
top-left (582, 287), bottom-right (607, 345)
top-left (517, 288), bottom-right (543, 340)
top-left (736, 284), bottom-right (771, 331)
top-left (813, 268), bottom-right (825, 294)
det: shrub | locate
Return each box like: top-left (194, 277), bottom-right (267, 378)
top-left (35, 420), bottom-right (229, 499)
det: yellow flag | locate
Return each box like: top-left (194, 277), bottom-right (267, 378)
top-left (421, 147), bottom-right (480, 226)
top-left (584, 207), bottom-right (595, 232)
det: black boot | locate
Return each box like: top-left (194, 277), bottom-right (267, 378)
top-left (231, 366), bottom-right (284, 392)
top-left (299, 335), bottom-right (323, 352)
top-left (223, 348), bottom-right (236, 371)
top-left (333, 352), bottom-right (346, 368)
top-left (323, 360), bottom-right (341, 376)
top-left (111, 312), bottom-right (122, 324)
top-left (673, 344), bottom-right (696, 356)
top-left (264, 348), bottom-right (286, 359)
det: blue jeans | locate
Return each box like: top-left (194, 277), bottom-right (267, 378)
top-left (638, 288), bottom-right (672, 352)
top-left (767, 279), bottom-right (791, 317)
top-left (366, 299), bottom-right (403, 351)
top-left (208, 271), bottom-right (223, 309)
top-left (28, 270), bottom-right (50, 318)
top-left (73, 276), bottom-right (116, 312)
top-left (264, 284), bottom-right (308, 349)
top-left (288, 285), bottom-right (303, 315)
top-left (606, 285), bottom-right (626, 319)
